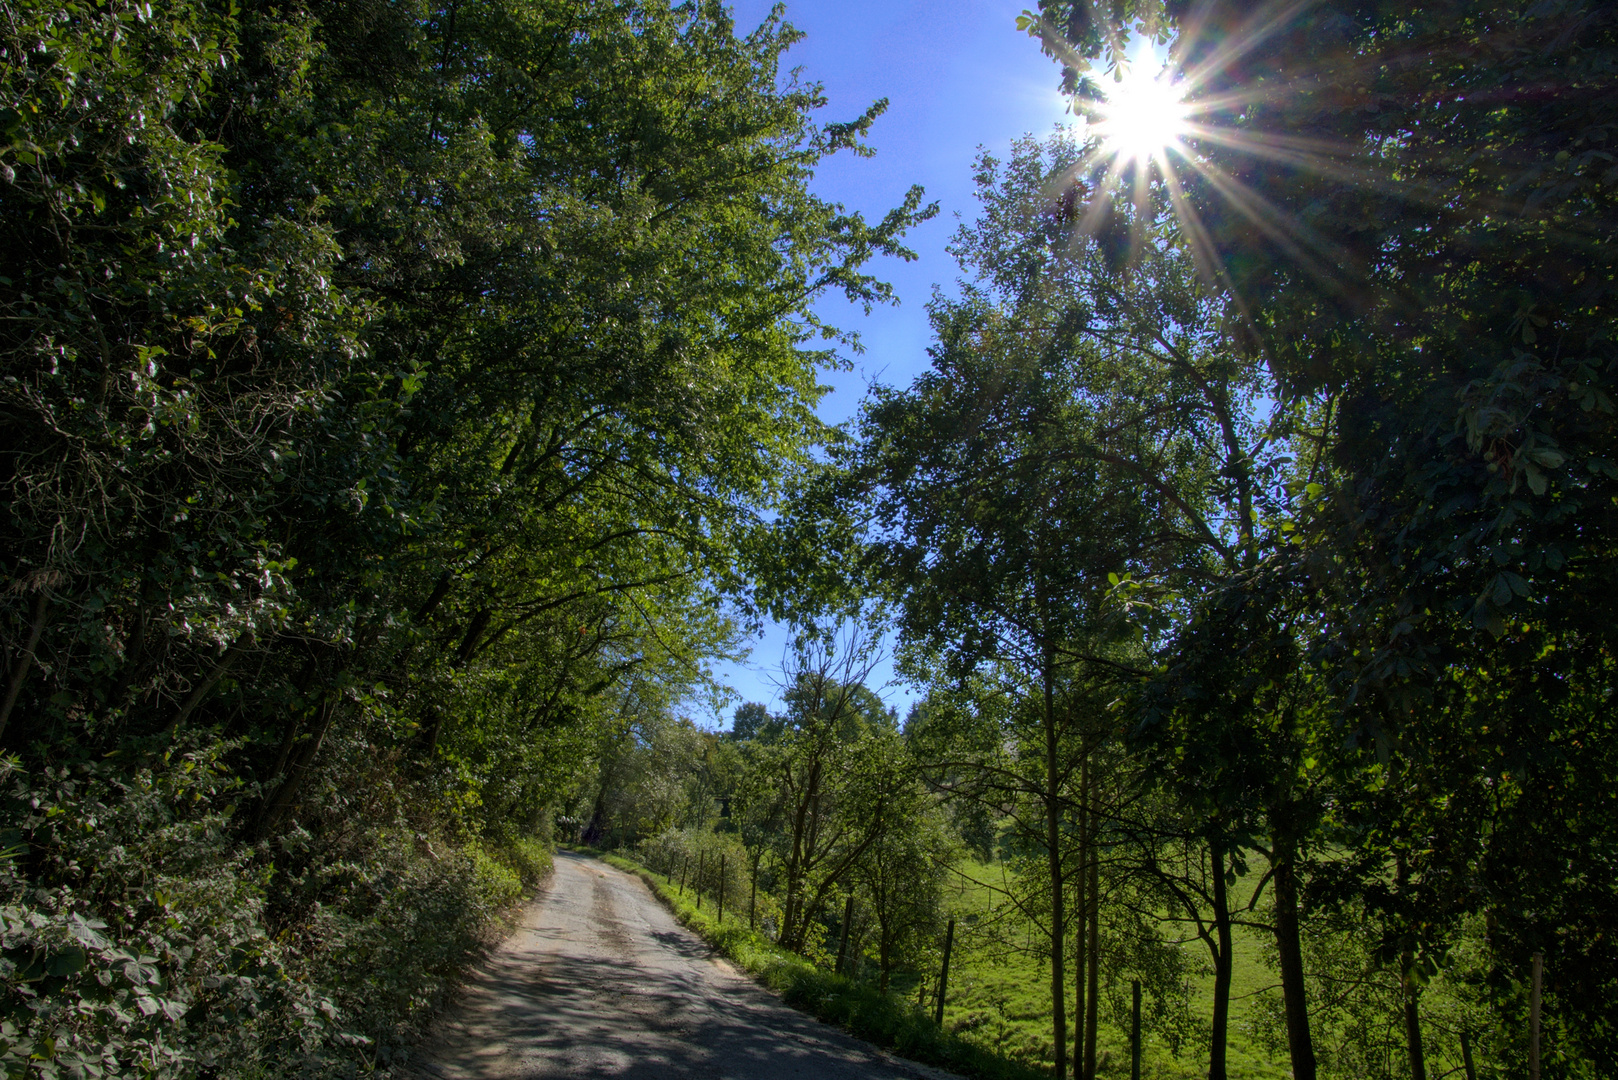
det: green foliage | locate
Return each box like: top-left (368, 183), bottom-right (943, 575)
top-left (0, 750), bottom-right (313, 1078)
top-left (850, 35), bottom-right (1618, 1068)
top-left (0, 747), bottom-right (553, 1077)
top-left (1248, 906), bottom-right (1502, 1080)
top-left (1126, 2), bottom-right (1618, 1070)
top-left (0, 0), bottom-right (926, 1071)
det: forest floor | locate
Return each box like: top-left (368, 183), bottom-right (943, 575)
top-left (402, 850), bottom-right (962, 1079)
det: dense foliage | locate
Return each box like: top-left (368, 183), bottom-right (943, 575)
top-left (0, 0), bottom-right (927, 1073)
top-left (3, 0), bottom-right (1613, 1078)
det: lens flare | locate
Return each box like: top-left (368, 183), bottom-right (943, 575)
top-left (1093, 54), bottom-right (1190, 166)
top-left (1036, 8), bottom-right (1383, 304)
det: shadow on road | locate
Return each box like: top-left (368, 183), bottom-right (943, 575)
top-left (407, 851), bottom-right (933, 1079)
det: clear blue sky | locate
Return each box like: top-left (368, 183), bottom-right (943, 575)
top-left (704, 0), bottom-right (1072, 726)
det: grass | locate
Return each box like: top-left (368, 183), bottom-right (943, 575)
top-left (580, 845), bottom-right (1048, 1080)
top-left (939, 859), bottom-right (1292, 1079)
top-left (574, 844), bottom-right (1490, 1079)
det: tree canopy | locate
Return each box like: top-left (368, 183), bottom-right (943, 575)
top-left (2, 1), bottom-right (1614, 1078)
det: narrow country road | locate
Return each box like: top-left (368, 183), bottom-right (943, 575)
top-left (405, 850), bottom-right (958, 1080)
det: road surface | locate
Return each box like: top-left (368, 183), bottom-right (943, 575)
top-left (405, 850), bottom-right (957, 1079)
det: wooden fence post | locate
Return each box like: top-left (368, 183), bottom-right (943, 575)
top-left (718, 855), bottom-right (726, 924)
top-left (1530, 951), bottom-right (1543, 1080)
top-left (934, 918), bottom-right (955, 1027)
top-left (1131, 979), bottom-right (1142, 1080)
top-left (749, 858), bottom-right (758, 931)
top-left (696, 851), bottom-right (705, 910)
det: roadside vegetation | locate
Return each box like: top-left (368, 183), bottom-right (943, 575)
top-left (3, 1), bottom-right (1615, 1078)
top-left (587, 845), bottom-right (1046, 1080)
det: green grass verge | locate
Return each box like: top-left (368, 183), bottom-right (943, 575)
top-left (586, 848), bottom-right (1047, 1080)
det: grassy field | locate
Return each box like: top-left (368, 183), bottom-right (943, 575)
top-left (938, 859), bottom-right (1293, 1079)
top-left (596, 843), bottom-right (1483, 1079)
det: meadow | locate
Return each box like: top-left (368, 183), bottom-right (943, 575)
top-left (936, 860), bottom-right (1291, 1079)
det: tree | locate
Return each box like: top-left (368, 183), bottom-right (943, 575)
top-left (852, 739), bottom-right (955, 992)
top-left (857, 143), bottom-right (1158, 1073)
top-left (761, 631), bottom-right (902, 956)
top-left (1032, 1), bottom-right (1618, 1069)
top-left (0, 0), bottom-right (934, 1069)
top-left (861, 128), bottom-right (1336, 1078)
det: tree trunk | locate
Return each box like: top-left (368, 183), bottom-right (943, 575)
top-left (1272, 855), bottom-right (1317, 1080)
top-left (1209, 837), bottom-right (1233, 1080)
top-left (167, 630), bottom-right (253, 733)
top-left (1085, 840), bottom-right (1099, 1080)
top-left (454, 607), bottom-right (491, 667)
top-left (266, 709), bottom-right (303, 791)
top-left (1403, 981), bottom-right (1427, 1080)
top-left (0, 589), bottom-right (49, 740)
top-left (415, 570), bottom-right (452, 622)
top-left (1530, 951), bottom-right (1543, 1080)
top-left (836, 894), bottom-right (855, 975)
top-left (1043, 648), bottom-right (1068, 1080)
top-left (781, 755), bottom-right (822, 953)
top-left (1074, 751), bottom-right (1089, 1078)
top-left (257, 695), bottom-right (338, 836)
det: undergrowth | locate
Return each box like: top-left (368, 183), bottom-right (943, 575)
top-left (589, 848), bottom-right (1045, 1080)
top-left (0, 750), bottom-right (552, 1078)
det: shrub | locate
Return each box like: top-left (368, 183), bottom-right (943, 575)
top-left (493, 837), bottom-right (554, 890)
top-left (0, 748), bottom-right (552, 1078)
top-left (0, 749), bottom-right (333, 1078)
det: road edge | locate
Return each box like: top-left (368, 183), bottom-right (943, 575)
top-left (575, 847), bottom-right (1040, 1080)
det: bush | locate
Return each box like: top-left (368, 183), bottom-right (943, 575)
top-left (467, 845), bottom-right (524, 913)
top-left (493, 837), bottom-right (554, 890)
top-left (0, 749), bottom-right (552, 1078)
top-left (0, 749), bottom-right (333, 1078)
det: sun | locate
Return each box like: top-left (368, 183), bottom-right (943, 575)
top-left (1092, 52), bottom-right (1190, 165)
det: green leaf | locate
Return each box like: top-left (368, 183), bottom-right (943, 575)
top-left (47, 948), bottom-right (85, 977)
top-left (1491, 574), bottom-right (1513, 606)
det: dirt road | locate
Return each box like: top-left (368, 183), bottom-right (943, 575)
top-left (406, 850), bottom-right (955, 1079)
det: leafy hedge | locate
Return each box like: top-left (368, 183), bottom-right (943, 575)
top-left (592, 850), bottom-right (1044, 1080)
top-left (0, 752), bottom-right (550, 1078)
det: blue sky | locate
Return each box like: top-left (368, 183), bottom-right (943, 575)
top-left (702, 1), bottom-right (1074, 726)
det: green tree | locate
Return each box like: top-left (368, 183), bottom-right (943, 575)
top-left (861, 128), bottom-right (1320, 1078)
top-left (853, 770), bottom-right (956, 993)
top-left (858, 156), bottom-right (1150, 1072)
top-left (1025, 1), bottom-right (1618, 1070)
top-left (762, 632), bottom-right (903, 955)
top-left (1041, 2), bottom-right (1618, 1070)
top-left (0, 0), bottom-right (933, 1069)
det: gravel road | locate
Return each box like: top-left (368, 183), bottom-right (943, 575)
top-left (405, 850), bottom-right (959, 1080)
